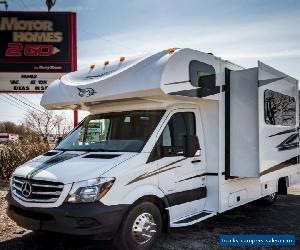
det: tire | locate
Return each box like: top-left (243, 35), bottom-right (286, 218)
top-left (114, 201), bottom-right (163, 250)
top-left (258, 192), bottom-right (277, 205)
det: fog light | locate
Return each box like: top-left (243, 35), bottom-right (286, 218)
top-left (76, 218), bottom-right (99, 228)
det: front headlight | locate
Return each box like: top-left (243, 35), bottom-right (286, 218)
top-left (67, 177), bottom-right (115, 203)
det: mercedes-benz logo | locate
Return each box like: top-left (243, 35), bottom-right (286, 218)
top-left (21, 182), bottom-right (32, 198)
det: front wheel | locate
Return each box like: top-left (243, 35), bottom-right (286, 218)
top-left (258, 192), bottom-right (277, 205)
top-left (114, 201), bottom-right (162, 250)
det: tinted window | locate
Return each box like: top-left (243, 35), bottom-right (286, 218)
top-left (264, 89), bottom-right (296, 126)
top-left (189, 60), bottom-right (216, 88)
top-left (161, 112), bottom-right (196, 148)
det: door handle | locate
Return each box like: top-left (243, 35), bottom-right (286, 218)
top-left (191, 159), bottom-right (201, 163)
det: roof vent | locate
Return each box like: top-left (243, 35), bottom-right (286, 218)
top-left (43, 151), bottom-right (60, 157)
top-left (83, 154), bottom-right (121, 159)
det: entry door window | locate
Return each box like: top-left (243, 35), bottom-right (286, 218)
top-left (160, 112), bottom-right (196, 156)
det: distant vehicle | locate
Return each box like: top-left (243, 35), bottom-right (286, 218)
top-left (7, 48), bottom-right (300, 250)
top-left (0, 133), bottom-right (19, 143)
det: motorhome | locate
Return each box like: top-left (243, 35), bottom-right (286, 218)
top-left (7, 48), bottom-right (300, 250)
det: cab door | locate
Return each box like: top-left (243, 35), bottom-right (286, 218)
top-left (156, 108), bottom-right (206, 220)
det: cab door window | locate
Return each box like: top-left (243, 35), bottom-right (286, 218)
top-left (161, 112), bottom-right (196, 156)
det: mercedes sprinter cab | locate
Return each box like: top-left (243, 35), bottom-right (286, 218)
top-left (7, 48), bottom-right (300, 250)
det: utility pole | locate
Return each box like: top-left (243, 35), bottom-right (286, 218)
top-left (0, 1), bottom-right (8, 10)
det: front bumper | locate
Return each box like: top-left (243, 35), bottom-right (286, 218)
top-left (6, 192), bottom-right (129, 239)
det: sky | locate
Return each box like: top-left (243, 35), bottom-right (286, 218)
top-left (0, 0), bottom-right (300, 124)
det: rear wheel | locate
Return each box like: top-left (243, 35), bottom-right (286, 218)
top-left (114, 201), bottom-right (162, 250)
top-left (258, 192), bottom-right (277, 205)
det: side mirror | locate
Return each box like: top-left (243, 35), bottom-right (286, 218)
top-left (183, 135), bottom-right (200, 157)
top-left (56, 136), bottom-right (63, 146)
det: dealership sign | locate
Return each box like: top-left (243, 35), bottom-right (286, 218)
top-left (0, 11), bottom-right (77, 93)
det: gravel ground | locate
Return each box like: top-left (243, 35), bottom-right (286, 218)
top-left (0, 185), bottom-right (299, 250)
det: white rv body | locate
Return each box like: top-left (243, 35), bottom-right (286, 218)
top-left (7, 48), bottom-right (300, 245)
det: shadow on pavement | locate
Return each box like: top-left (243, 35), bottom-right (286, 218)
top-left (1, 195), bottom-right (299, 250)
top-left (0, 232), bottom-right (113, 250)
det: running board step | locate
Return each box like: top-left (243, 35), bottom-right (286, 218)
top-left (171, 211), bottom-right (216, 227)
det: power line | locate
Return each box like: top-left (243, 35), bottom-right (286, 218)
top-left (16, 94), bottom-right (44, 111)
top-left (0, 95), bottom-right (30, 113)
top-left (2, 95), bottom-right (32, 112)
top-left (6, 94), bottom-right (44, 113)
top-left (6, 94), bottom-right (38, 111)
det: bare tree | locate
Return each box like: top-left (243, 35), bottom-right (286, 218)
top-left (24, 110), bottom-right (56, 142)
top-left (23, 110), bottom-right (72, 143)
top-left (0, 121), bottom-right (39, 141)
top-left (53, 113), bottom-right (73, 138)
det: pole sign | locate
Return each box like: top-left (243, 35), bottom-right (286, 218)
top-left (0, 11), bottom-right (77, 93)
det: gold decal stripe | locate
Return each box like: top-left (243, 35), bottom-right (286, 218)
top-left (126, 158), bottom-right (187, 185)
top-left (260, 156), bottom-right (298, 176)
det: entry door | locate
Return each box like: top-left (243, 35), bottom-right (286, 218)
top-left (157, 109), bottom-right (206, 220)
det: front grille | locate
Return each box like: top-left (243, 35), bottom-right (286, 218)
top-left (12, 176), bottom-right (64, 203)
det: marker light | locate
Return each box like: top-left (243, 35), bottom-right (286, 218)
top-left (120, 56), bottom-right (125, 62)
top-left (168, 48), bottom-right (176, 54)
top-left (104, 60), bottom-right (109, 66)
top-left (90, 64), bottom-right (96, 69)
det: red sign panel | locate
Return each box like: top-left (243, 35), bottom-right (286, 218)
top-left (0, 11), bottom-right (77, 73)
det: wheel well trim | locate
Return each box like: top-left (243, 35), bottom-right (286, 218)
top-left (120, 185), bottom-right (170, 231)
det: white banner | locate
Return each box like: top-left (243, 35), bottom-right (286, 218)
top-left (0, 72), bottom-right (63, 93)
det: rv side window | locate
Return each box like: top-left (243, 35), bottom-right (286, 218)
top-left (264, 89), bottom-right (296, 126)
top-left (160, 112), bottom-right (196, 156)
top-left (189, 60), bottom-right (216, 88)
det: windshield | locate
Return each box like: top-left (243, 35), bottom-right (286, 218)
top-left (56, 110), bottom-right (165, 152)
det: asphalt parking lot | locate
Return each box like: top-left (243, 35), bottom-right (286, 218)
top-left (0, 186), bottom-right (299, 250)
